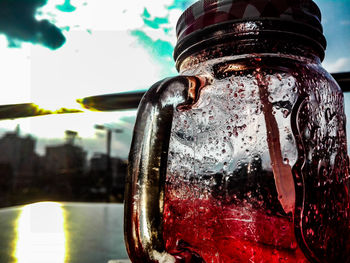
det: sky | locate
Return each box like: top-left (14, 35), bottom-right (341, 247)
top-left (0, 0), bottom-right (349, 159)
top-left (316, 0), bottom-right (350, 71)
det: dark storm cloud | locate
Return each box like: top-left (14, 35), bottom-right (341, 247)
top-left (0, 0), bottom-right (65, 49)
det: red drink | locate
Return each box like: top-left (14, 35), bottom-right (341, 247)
top-left (164, 185), bottom-right (308, 263)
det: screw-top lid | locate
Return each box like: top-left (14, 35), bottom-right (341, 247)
top-left (176, 0), bottom-right (323, 42)
top-left (174, 0), bottom-right (327, 67)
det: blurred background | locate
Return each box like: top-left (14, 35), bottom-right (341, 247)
top-left (0, 0), bottom-right (349, 262)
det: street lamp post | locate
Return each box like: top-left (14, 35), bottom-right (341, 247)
top-left (94, 125), bottom-right (123, 202)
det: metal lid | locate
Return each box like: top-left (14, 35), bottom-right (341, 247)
top-left (176, 0), bottom-right (323, 42)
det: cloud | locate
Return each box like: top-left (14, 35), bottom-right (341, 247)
top-left (129, 1), bottom-right (196, 77)
top-left (0, 0), bottom-right (65, 49)
top-left (323, 58), bottom-right (350, 73)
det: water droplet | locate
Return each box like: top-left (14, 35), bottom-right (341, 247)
top-left (325, 108), bottom-right (333, 122)
top-left (307, 228), bottom-right (314, 236)
top-left (290, 241), bottom-right (297, 250)
top-left (283, 109), bottom-right (290, 118)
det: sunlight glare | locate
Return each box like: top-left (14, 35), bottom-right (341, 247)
top-left (14, 202), bottom-right (68, 263)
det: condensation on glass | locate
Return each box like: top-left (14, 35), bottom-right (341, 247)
top-left (124, 1), bottom-right (350, 262)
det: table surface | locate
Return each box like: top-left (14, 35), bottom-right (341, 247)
top-left (0, 202), bottom-right (130, 263)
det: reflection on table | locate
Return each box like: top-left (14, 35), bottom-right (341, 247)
top-left (0, 202), bottom-right (128, 263)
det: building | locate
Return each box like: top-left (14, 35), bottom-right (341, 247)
top-left (89, 153), bottom-right (127, 201)
top-left (45, 143), bottom-right (87, 175)
top-left (0, 129), bottom-right (40, 188)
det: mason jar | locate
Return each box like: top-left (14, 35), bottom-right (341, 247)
top-left (125, 1), bottom-right (350, 262)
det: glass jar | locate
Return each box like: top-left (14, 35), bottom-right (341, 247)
top-left (124, 1), bottom-right (350, 262)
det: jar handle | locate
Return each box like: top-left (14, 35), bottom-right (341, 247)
top-left (124, 75), bottom-right (206, 263)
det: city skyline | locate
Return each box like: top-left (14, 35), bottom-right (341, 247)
top-left (0, 125), bottom-right (128, 207)
top-left (0, 111), bottom-right (134, 160)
